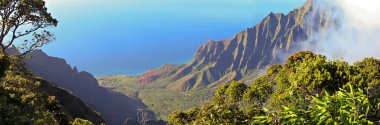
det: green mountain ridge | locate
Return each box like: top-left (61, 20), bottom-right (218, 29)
top-left (98, 0), bottom-right (338, 120)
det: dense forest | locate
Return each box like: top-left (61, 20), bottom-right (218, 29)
top-left (168, 51), bottom-right (380, 124)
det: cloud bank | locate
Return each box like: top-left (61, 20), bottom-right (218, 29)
top-left (306, 0), bottom-right (380, 63)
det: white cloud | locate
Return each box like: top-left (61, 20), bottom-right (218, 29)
top-left (305, 0), bottom-right (380, 63)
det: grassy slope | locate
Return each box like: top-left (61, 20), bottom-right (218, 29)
top-left (97, 72), bottom-right (260, 120)
top-left (98, 76), bottom-right (212, 119)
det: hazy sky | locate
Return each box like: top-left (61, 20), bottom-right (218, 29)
top-left (41, 0), bottom-right (306, 76)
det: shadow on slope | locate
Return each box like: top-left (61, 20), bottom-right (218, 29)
top-left (37, 78), bottom-right (105, 124)
top-left (24, 50), bottom-right (156, 125)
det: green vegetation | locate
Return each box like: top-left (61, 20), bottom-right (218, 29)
top-left (168, 51), bottom-right (380, 124)
top-left (98, 76), bottom-right (213, 119)
top-left (0, 53), bottom-right (96, 124)
top-left (98, 75), bottom-right (144, 99)
top-left (72, 118), bottom-right (95, 125)
top-left (98, 70), bottom-right (262, 120)
top-left (139, 85), bottom-right (213, 119)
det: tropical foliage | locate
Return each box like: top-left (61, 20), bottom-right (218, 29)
top-left (72, 118), bottom-right (95, 125)
top-left (168, 51), bottom-right (380, 125)
top-left (0, 53), bottom-right (95, 124)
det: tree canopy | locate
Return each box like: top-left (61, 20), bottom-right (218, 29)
top-left (0, 0), bottom-right (57, 55)
top-left (168, 51), bottom-right (380, 125)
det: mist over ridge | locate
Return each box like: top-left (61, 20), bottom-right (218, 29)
top-left (302, 0), bottom-right (380, 63)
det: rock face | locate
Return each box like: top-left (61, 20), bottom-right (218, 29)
top-left (124, 0), bottom-right (336, 92)
top-left (24, 50), bottom-right (154, 125)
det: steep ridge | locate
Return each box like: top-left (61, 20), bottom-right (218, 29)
top-left (168, 0), bottom-right (336, 91)
top-left (128, 0), bottom-right (335, 91)
top-left (24, 50), bottom-right (157, 125)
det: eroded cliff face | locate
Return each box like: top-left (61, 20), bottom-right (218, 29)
top-left (133, 0), bottom-right (335, 91)
top-left (101, 0), bottom-right (337, 92)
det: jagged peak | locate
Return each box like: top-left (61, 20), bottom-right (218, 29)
top-left (204, 40), bottom-right (216, 46)
top-left (297, 0), bottom-right (314, 13)
top-left (143, 0), bottom-right (325, 92)
top-left (73, 66), bottom-right (78, 73)
top-left (302, 0), bottom-right (313, 11)
top-left (306, 0), bottom-right (313, 6)
top-left (30, 49), bottom-right (45, 55)
top-left (266, 12), bottom-right (284, 21)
